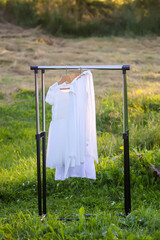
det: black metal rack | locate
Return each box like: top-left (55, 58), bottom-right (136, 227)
top-left (30, 65), bottom-right (131, 218)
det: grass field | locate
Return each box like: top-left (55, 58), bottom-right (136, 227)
top-left (0, 22), bottom-right (160, 239)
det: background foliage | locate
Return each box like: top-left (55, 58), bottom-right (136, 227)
top-left (1, 0), bottom-right (160, 36)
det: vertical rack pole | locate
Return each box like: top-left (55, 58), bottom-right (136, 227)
top-left (41, 69), bottom-right (46, 216)
top-left (42, 69), bottom-right (45, 132)
top-left (35, 69), bottom-right (40, 134)
top-left (123, 69), bottom-right (128, 132)
top-left (122, 69), bottom-right (131, 216)
top-left (35, 68), bottom-right (42, 216)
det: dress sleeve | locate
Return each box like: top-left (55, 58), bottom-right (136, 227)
top-left (45, 83), bottom-right (58, 105)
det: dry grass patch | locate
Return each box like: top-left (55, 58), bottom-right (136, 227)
top-left (0, 22), bottom-right (160, 97)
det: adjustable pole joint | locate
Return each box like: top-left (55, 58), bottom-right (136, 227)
top-left (123, 130), bottom-right (129, 139)
top-left (35, 131), bottom-right (46, 140)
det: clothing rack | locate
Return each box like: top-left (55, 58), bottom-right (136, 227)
top-left (30, 65), bottom-right (131, 219)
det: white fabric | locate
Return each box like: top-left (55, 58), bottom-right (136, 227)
top-left (55, 156), bottom-right (96, 180)
top-left (46, 70), bottom-right (98, 180)
top-left (85, 71), bottom-right (98, 162)
top-left (46, 82), bottom-right (78, 177)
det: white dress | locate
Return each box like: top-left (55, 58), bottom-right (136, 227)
top-left (46, 71), bottom-right (98, 180)
top-left (46, 82), bottom-right (78, 177)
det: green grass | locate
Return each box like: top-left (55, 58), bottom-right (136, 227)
top-left (0, 89), bottom-right (160, 239)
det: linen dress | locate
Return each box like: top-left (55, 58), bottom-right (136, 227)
top-left (46, 71), bottom-right (98, 180)
top-left (46, 82), bottom-right (78, 177)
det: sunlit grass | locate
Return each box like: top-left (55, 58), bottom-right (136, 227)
top-left (0, 87), bottom-right (160, 238)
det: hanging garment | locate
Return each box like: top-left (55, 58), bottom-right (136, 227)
top-left (55, 71), bottom-right (98, 180)
top-left (46, 70), bottom-right (98, 180)
top-left (45, 82), bottom-right (78, 177)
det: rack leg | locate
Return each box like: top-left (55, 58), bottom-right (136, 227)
top-left (42, 132), bottom-right (46, 215)
top-left (123, 130), bottom-right (131, 215)
top-left (36, 134), bottom-right (42, 216)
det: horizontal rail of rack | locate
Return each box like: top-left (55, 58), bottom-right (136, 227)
top-left (30, 65), bottom-right (130, 71)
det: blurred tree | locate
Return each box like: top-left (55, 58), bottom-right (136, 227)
top-left (75, 0), bottom-right (88, 20)
top-left (134, 0), bottom-right (160, 33)
top-left (135, 0), bottom-right (160, 18)
top-left (74, 0), bottom-right (116, 21)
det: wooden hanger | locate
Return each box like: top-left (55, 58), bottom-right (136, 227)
top-left (58, 74), bottom-right (71, 90)
top-left (60, 87), bottom-right (70, 90)
top-left (58, 74), bottom-right (71, 85)
top-left (60, 73), bottom-right (80, 90)
top-left (58, 69), bottom-right (81, 90)
top-left (65, 73), bottom-right (80, 84)
top-left (69, 67), bottom-right (82, 82)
